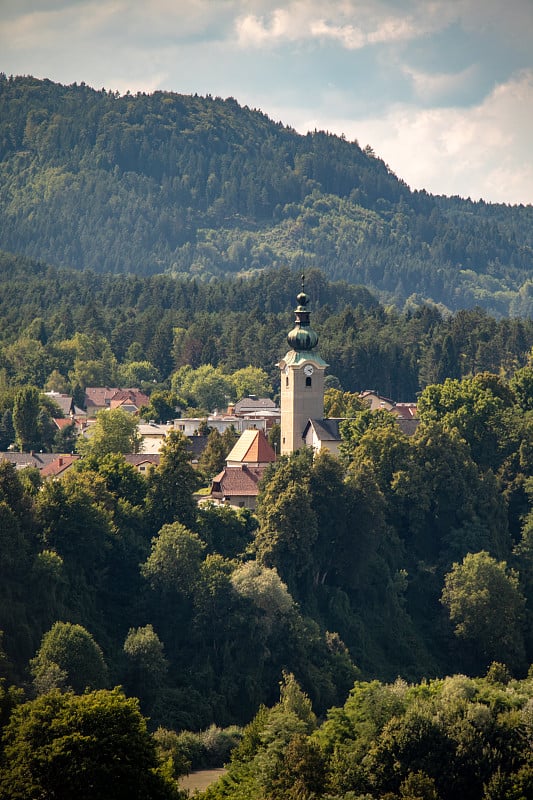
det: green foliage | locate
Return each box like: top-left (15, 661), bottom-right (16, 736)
top-left (77, 407), bottom-right (142, 457)
top-left (441, 551), bottom-right (526, 672)
top-left (172, 365), bottom-right (233, 413)
top-left (324, 388), bottom-right (367, 417)
top-left (154, 723), bottom-right (242, 780)
top-left (12, 386), bottom-right (40, 451)
top-left (124, 624), bottom-right (169, 711)
top-left (340, 408), bottom-right (399, 464)
top-left (0, 688), bottom-right (179, 799)
top-left (79, 452), bottom-right (147, 506)
top-left (30, 621), bottom-right (108, 694)
top-left (146, 430), bottom-right (200, 530)
top-left (142, 390), bottom-right (180, 424)
top-left (1, 76), bottom-right (533, 317)
top-left (199, 428), bottom-right (229, 481)
top-left (141, 523), bottom-right (205, 595)
top-left (211, 672), bottom-right (533, 800)
top-left (417, 373), bottom-right (518, 470)
top-left (228, 367), bottom-right (273, 401)
top-left (196, 502), bottom-right (257, 558)
top-left (255, 465), bottom-right (319, 598)
top-left (0, 246), bottom-right (531, 402)
top-left (230, 561), bottom-right (294, 630)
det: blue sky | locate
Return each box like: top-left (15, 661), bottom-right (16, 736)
top-left (1, 0), bottom-right (533, 204)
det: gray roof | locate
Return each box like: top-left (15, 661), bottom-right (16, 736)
top-left (234, 397), bottom-right (277, 414)
top-left (304, 414), bottom-right (420, 442)
top-left (0, 452), bottom-right (61, 469)
top-left (304, 418), bottom-right (343, 441)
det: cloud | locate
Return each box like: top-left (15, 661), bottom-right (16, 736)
top-left (402, 64), bottom-right (480, 103)
top-left (310, 69), bottom-right (533, 203)
top-left (234, 1), bottom-right (444, 49)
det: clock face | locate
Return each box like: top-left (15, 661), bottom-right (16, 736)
top-left (303, 364), bottom-right (314, 376)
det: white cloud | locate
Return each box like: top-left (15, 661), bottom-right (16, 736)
top-left (234, 1), bottom-right (446, 49)
top-left (402, 64), bottom-right (480, 103)
top-left (236, 8), bottom-right (298, 46)
top-left (309, 19), bottom-right (366, 50)
top-left (311, 69), bottom-right (533, 203)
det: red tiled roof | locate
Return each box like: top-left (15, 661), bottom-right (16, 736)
top-left (111, 389), bottom-right (150, 406)
top-left (210, 464), bottom-right (266, 497)
top-left (226, 429), bottom-right (276, 464)
top-left (40, 455), bottom-right (80, 478)
top-left (392, 403), bottom-right (418, 420)
top-left (85, 387), bottom-right (119, 408)
top-left (53, 418), bottom-right (74, 430)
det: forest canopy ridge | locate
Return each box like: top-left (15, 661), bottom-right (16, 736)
top-left (1, 74), bottom-right (532, 316)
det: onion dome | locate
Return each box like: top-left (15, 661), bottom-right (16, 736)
top-left (287, 274), bottom-right (319, 351)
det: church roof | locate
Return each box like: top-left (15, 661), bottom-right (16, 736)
top-left (278, 350), bottom-right (329, 369)
top-left (303, 418), bottom-right (343, 441)
top-left (304, 415), bottom-right (419, 442)
top-left (226, 428), bottom-right (276, 464)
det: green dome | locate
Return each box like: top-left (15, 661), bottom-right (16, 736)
top-left (286, 275), bottom-right (319, 352)
top-left (287, 325), bottom-right (318, 351)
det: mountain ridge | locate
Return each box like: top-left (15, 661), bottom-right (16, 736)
top-left (1, 73), bottom-right (532, 316)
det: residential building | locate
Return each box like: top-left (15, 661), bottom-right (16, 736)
top-left (208, 428), bottom-right (276, 509)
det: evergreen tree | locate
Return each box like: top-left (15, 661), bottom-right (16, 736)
top-left (146, 430), bottom-right (200, 531)
top-left (12, 386), bottom-right (40, 451)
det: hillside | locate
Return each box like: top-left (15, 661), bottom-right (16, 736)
top-left (0, 251), bottom-right (532, 404)
top-left (1, 74), bottom-right (533, 315)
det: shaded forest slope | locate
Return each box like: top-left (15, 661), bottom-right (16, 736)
top-left (1, 74), bottom-right (533, 315)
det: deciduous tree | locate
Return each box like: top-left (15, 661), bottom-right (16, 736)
top-left (0, 688), bottom-right (178, 800)
top-left (441, 551), bottom-right (526, 671)
top-left (77, 407), bottom-right (142, 457)
top-left (30, 621), bottom-right (108, 694)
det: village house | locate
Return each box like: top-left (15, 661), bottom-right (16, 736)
top-left (84, 387), bottom-right (149, 415)
top-left (208, 428), bottom-right (276, 510)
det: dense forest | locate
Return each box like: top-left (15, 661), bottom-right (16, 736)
top-left (1, 73), bottom-right (533, 798)
top-left (1, 358), bottom-right (533, 797)
top-left (0, 251), bottom-right (532, 418)
top-left (0, 255), bottom-right (532, 796)
top-left (1, 74), bottom-right (533, 315)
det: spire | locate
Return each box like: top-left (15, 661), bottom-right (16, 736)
top-left (286, 273), bottom-right (319, 352)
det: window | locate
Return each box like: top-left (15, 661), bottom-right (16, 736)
top-left (305, 377), bottom-right (312, 387)
top-left (286, 377), bottom-right (289, 388)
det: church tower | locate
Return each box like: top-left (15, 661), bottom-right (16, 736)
top-left (278, 275), bottom-right (328, 455)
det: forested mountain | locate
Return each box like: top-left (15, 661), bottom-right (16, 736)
top-left (1, 74), bottom-right (533, 315)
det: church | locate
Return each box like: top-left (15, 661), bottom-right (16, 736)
top-left (208, 275), bottom-right (416, 506)
top-left (279, 276), bottom-right (417, 455)
top-left (278, 275), bottom-right (334, 456)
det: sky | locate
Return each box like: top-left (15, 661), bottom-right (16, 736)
top-left (1, 0), bottom-right (533, 205)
